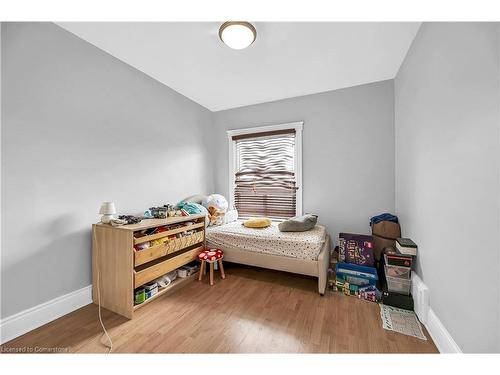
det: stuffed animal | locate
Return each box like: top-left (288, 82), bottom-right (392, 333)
top-left (202, 194), bottom-right (229, 226)
top-left (207, 205), bottom-right (225, 226)
top-left (202, 194), bottom-right (228, 213)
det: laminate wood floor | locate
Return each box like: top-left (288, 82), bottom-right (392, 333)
top-left (1, 264), bottom-right (438, 353)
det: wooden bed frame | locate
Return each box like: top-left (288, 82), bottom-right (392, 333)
top-left (211, 235), bottom-right (331, 295)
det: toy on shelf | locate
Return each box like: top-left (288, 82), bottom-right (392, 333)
top-left (177, 263), bottom-right (199, 278)
top-left (156, 205), bottom-right (171, 218)
top-left (144, 282), bottom-right (158, 299)
top-left (154, 270), bottom-right (177, 288)
top-left (168, 209), bottom-right (184, 217)
top-left (147, 205), bottom-right (170, 219)
top-left (134, 288), bottom-right (146, 305)
top-left (145, 204), bottom-right (188, 219)
top-left (150, 236), bottom-right (169, 247)
top-left (118, 215), bottom-right (142, 224)
top-left (134, 242), bottom-right (150, 251)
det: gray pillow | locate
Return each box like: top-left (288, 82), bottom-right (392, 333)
top-left (278, 214), bottom-right (318, 232)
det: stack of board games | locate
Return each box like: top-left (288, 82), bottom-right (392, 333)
top-left (335, 262), bottom-right (380, 301)
top-left (334, 233), bottom-right (381, 302)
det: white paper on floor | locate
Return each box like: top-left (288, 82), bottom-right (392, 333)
top-left (380, 304), bottom-right (427, 340)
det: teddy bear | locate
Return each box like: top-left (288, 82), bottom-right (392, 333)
top-left (207, 205), bottom-right (225, 226)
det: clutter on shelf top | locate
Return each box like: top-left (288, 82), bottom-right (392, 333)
top-left (146, 204), bottom-right (189, 219)
top-left (118, 215), bottom-right (142, 224)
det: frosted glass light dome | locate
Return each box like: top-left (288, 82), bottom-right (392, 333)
top-left (219, 22), bottom-right (256, 50)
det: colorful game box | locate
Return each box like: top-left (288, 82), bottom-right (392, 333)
top-left (335, 262), bottom-right (378, 286)
top-left (338, 233), bottom-right (374, 266)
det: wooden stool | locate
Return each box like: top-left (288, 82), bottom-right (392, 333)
top-left (198, 249), bottom-right (225, 286)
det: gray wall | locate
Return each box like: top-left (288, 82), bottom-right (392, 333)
top-left (1, 23), bottom-right (214, 318)
top-left (395, 23), bottom-right (500, 352)
top-left (212, 80), bottom-right (395, 243)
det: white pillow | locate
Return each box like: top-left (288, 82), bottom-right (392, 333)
top-left (224, 209), bottom-right (239, 224)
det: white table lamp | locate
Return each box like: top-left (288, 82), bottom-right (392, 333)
top-left (99, 202), bottom-right (117, 224)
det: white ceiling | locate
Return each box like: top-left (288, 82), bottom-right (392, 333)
top-left (57, 22), bottom-right (420, 111)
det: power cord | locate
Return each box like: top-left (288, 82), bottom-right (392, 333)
top-left (94, 227), bottom-right (113, 353)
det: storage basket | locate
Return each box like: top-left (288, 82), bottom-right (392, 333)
top-left (166, 231), bottom-right (204, 254)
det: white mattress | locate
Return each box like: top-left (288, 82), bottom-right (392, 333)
top-left (206, 220), bottom-right (326, 261)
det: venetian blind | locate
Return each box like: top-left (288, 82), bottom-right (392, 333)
top-left (233, 129), bottom-right (297, 219)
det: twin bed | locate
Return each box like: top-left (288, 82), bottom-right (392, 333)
top-left (206, 220), bottom-right (331, 295)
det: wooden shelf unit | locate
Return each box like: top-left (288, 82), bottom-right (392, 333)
top-left (92, 214), bottom-right (206, 319)
top-left (133, 272), bottom-right (198, 311)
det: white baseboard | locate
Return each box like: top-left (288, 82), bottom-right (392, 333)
top-left (411, 273), bottom-right (462, 353)
top-left (0, 285), bottom-right (92, 344)
top-left (411, 273), bottom-right (430, 324)
top-left (425, 308), bottom-right (462, 353)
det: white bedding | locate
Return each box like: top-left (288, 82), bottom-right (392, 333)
top-left (206, 220), bottom-right (326, 261)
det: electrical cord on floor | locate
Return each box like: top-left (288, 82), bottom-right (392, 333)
top-left (94, 228), bottom-right (113, 353)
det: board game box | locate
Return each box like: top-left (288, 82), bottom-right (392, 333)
top-left (338, 233), bottom-right (374, 266)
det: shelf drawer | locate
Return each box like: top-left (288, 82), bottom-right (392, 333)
top-left (134, 222), bottom-right (204, 245)
top-left (134, 231), bottom-right (204, 266)
top-left (134, 246), bottom-right (202, 288)
top-left (166, 231), bottom-right (204, 255)
top-left (134, 241), bottom-right (169, 267)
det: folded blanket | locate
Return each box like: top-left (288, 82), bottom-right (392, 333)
top-left (177, 202), bottom-right (209, 227)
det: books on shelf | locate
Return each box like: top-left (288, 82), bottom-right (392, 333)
top-left (396, 237), bottom-right (417, 256)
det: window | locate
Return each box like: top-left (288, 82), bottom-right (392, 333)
top-left (228, 122), bottom-right (303, 220)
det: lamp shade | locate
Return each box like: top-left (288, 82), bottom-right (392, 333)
top-left (219, 22), bottom-right (256, 50)
top-left (99, 202), bottom-right (117, 215)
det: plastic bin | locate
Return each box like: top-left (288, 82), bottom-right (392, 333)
top-left (386, 275), bottom-right (411, 295)
top-left (384, 264), bottom-right (411, 279)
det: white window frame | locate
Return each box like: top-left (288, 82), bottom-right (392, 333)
top-left (227, 121), bottom-right (303, 218)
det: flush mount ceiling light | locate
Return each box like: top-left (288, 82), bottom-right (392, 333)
top-left (219, 21), bottom-right (257, 50)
